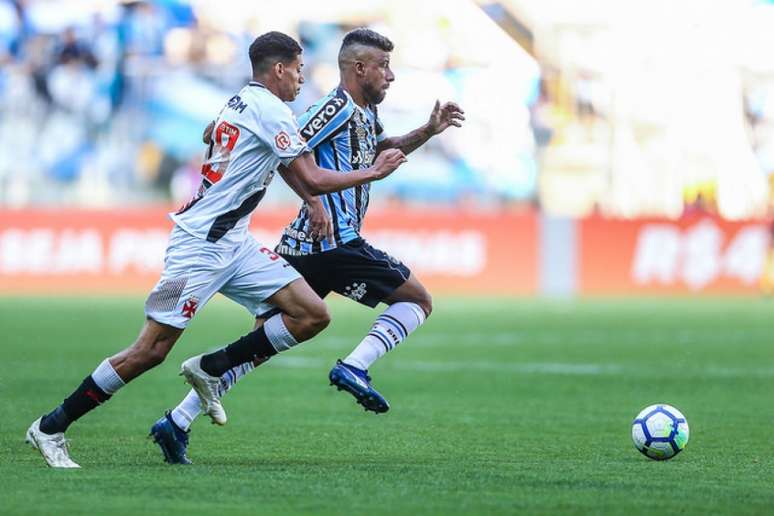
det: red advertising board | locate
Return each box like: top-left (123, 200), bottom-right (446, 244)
top-left (579, 215), bottom-right (768, 294)
top-left (0, 207), bottom-right (538, 296)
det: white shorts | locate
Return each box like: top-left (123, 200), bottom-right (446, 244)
top-left (144, 226), bottom-right (300, 329)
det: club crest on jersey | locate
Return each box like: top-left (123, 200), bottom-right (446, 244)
top-left (343, 282), bottom-right (367, 302)
top-left (182, 296), bottom-right (199, 319)
top-left (275, 131), bottom-right (291, 150)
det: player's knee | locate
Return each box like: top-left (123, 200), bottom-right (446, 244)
top-left (417, 291), bottom-right (433, 319)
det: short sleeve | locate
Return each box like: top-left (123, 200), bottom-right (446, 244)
top-left (254, 98), bottom-right (309, 166)
top-left (298, 88), bottom-right (353, 149)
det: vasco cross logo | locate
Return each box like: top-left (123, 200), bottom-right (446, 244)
top-left (182, 297), bottom-right (199, 319)
top-left (275, 131), bottom-right (291, 150)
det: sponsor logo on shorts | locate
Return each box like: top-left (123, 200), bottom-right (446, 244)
top-left (182, 296), bottom-right (199, 319)
top-left (343, 282), bottom-right (367, 301)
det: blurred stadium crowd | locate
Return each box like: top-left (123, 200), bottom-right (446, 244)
top-left (1, 0), bottom-right (774, 220)
top-left (0, 0), bottom-right (538, 210)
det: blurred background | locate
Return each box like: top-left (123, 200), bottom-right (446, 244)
top-left (2, 0), bottom-right (774, 296)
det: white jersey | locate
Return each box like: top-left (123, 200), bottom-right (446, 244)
top-left (171, 82), bottom-right (308, 246)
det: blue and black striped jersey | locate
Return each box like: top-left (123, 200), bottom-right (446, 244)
top-left (277, 87), bottom-right (387, 255)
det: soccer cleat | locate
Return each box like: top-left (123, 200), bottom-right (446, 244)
top-left (25, 417), bottom-right (81, 468)
top-left (149, 411), bottom-right (192, 465)
top-left (328, 360), bottom-right (390, 414)
top-left (180, 355), bottom-right (227, 425)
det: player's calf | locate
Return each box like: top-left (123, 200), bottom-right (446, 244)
top-left (299, 297), bottom-right (331, 337)
top-left (269, 278), bottom-right (330, 341)
top-left (195, 279), bottom-right (328, 378)
top-left (28, 320), bottom-right (183, 469)
top-left (109, 320), bottom-right (183, 382)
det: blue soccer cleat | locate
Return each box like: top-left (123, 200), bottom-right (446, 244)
top-left (149, 411), bottom-right (192, 465)
top-left (328, 360), bottom-right (390, 414)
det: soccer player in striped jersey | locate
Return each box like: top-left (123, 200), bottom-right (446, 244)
top-left (152, 28), bottom-right (464, 464)
top-left (25, 31), bottom-right (407, 468)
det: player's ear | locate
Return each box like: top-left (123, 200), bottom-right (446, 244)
top-left (355, 60), bottom-right (365, 76)
top-left (274, 61), bottom-right (285, 78)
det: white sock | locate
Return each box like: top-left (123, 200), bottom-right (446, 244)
top-left (170, 362), bottom-right (255, 431)
top-left (343, 302), bottom-right (426, 371)
top-left (264, 313), bottom-right (298, 352)
top-left (92, 359), bottom-right (126, 395)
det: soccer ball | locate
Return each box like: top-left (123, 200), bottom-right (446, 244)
top-left (631, 404), bottom-right (689, 460)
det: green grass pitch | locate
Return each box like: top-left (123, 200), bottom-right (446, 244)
top-left (1, 296), bottom-right (773, 515)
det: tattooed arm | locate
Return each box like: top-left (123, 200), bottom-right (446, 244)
top-left (376, 100), bottom-right (465, 155)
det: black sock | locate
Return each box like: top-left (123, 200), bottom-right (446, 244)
top-left (200, 326), bottom-right (277, 377)
top-left (39, 376), bottom-right (111, 435)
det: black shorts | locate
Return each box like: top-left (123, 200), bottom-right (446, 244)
top-left (276, 237), bottom-right (411, 309)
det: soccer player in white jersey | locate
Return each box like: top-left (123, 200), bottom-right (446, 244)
top-left (25, 31), bottom-right (407, 468)
top-left (151, 28), bottom-right (464, 464)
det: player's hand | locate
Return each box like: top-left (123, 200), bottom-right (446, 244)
top-left (307, 198), bottom-right (333, 242)
top-left (203, 120), bottom-right (215, 145)
top-left (371, 149), bottom-right (407, 180)
top-left (427, 100), bottom-right (465, 135)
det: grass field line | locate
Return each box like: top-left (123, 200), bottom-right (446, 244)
top-left (272, 355), bottom-right (774, 378)
top-left (310, 327), bottom-right (772, 348)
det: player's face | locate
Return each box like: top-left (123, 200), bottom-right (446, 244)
top-left (360, 49), bottom-right (394, 105)
top-left (279, 55), bottom-right (305, 102)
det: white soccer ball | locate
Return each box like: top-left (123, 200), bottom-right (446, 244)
top-left (631, 404), bottom-right (689, 460)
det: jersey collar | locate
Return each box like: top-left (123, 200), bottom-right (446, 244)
top-left (338, 87), bottom-right (373, 115)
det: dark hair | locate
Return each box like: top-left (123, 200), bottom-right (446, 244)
top-left (249, 31), bottom-right (302, 74)
top-left (340, 28), bottom-right (394, 54)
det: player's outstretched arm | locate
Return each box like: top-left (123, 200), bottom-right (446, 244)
top-left (285, 149), bottom-right (406, 195)
top-left (278, 165), bottom-right (333, 242)
top-left (377, 100), bottom-right (465, 156)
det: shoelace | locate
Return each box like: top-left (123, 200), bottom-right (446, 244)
top-left (350, 366), bottom-right (372, 384)
top-left (338, 361), bottom-right (372, 385)
top-left (200, 378), bottom-right (221, 407)
top-left (51, 436), bottom-right (74, 462)
top-left (172, 426), bottom-right (189, 446)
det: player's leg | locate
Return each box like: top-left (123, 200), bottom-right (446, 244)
top-left (28, 227), bottom-right (227, 468)
top-left (169, 353), bottom-right (266, 431)
top-left (325, 239), bottom-right (428, 413)
top-left (179, 241), bottom-right (331, 424)
top-left (153, 250), bottom-right (331, 463)
top-left (180, 279), bottom-right (329, 422)
top-left (152, 317), bottom-right (273, 464)
top-left (151, 321), bottom-right (265, 465)
top-left (27, 319), bottom-right (183, 468)
top-left (341, 272), bottom-right (431, 371)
